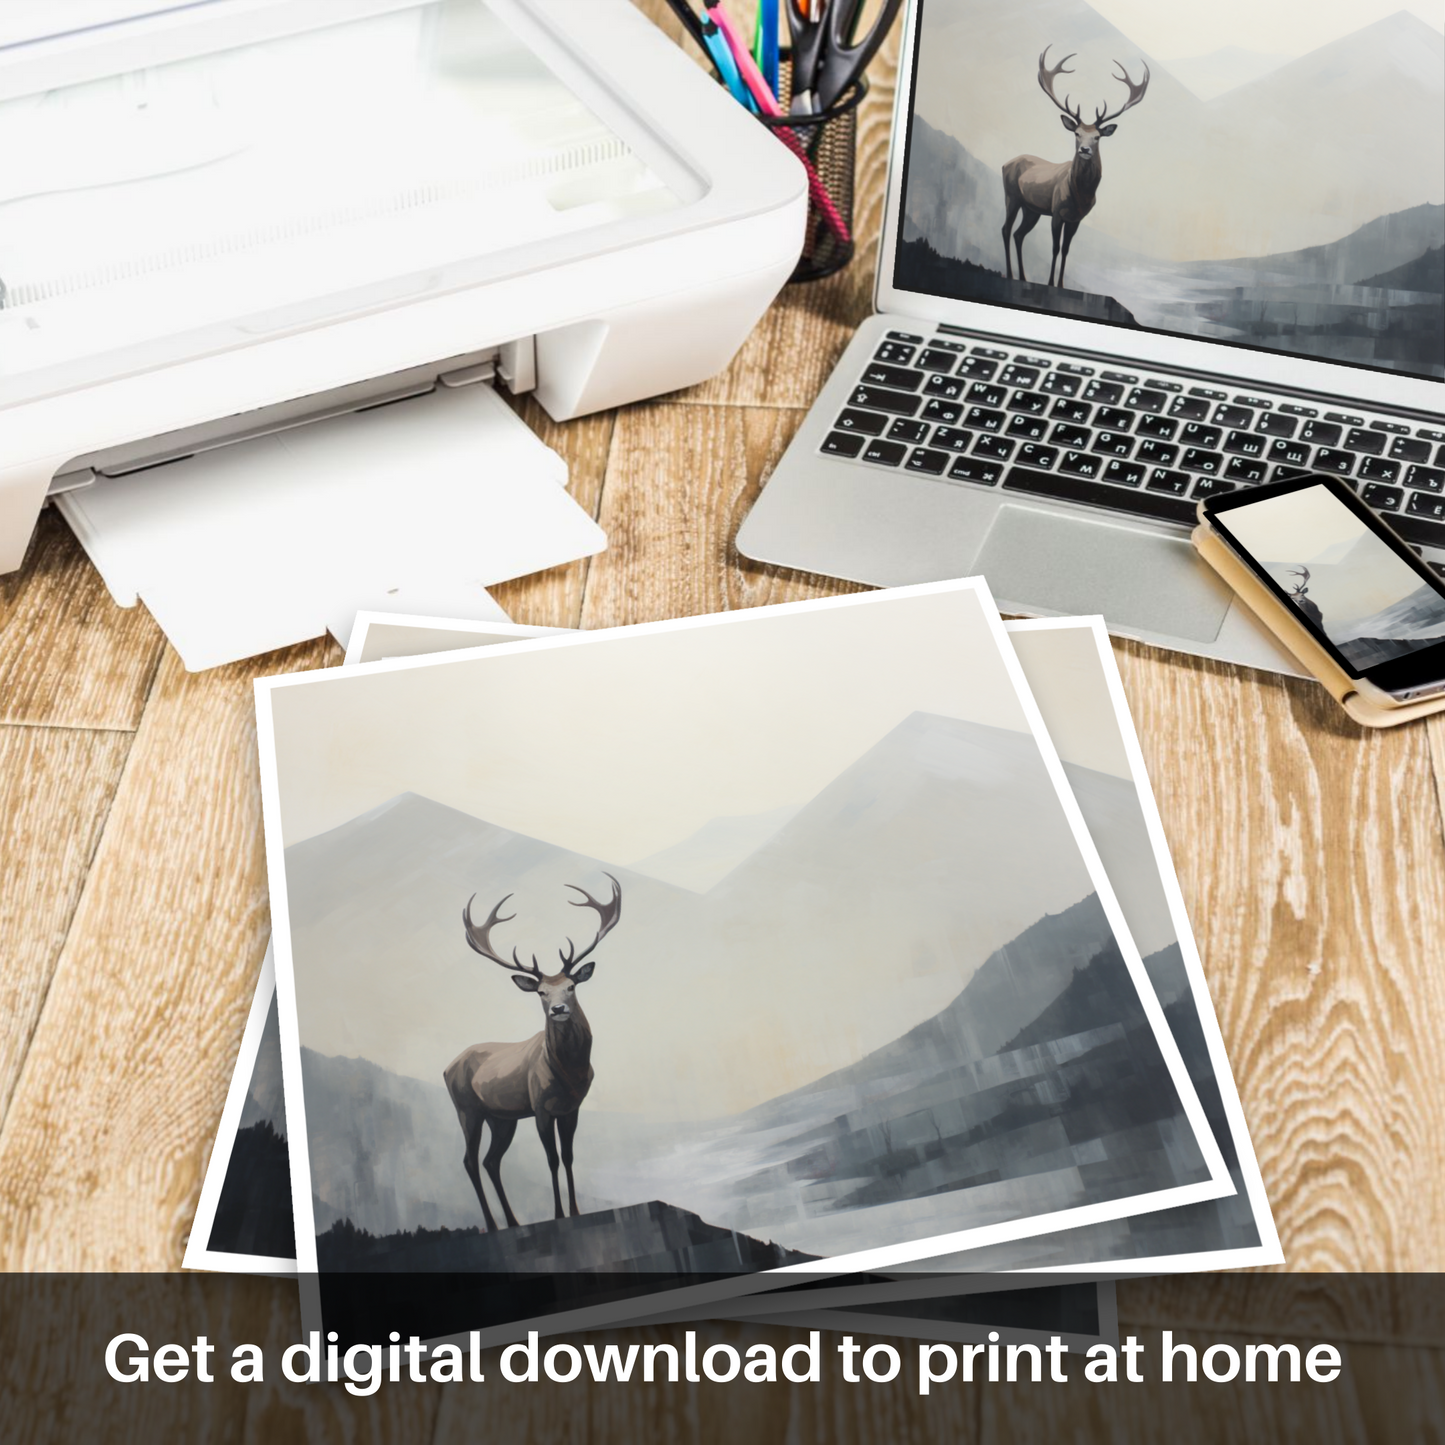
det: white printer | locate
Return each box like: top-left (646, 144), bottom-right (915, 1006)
top-left (0, 0), bottom-right (805, 660)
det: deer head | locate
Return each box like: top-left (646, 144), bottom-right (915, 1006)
top-left (1037, 47), bottom-right (1150, 162)
top-left (462, 875), bottom-right (622, 1023)
top-left (1286, 566), bottom-right (1311, 598)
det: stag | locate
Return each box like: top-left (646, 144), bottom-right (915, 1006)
top-left (1001, 47), bottom-right (1150, 289)
top-left (1285, 566), bottom-right (1325, 630)
top-left (443, 876), bottom-right (622, 1231)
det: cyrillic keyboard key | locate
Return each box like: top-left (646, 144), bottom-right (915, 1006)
top-left (1358, 457), bottom-right (1400, 483)
top-left (1083, 380), bottom-right (1124, 404)
top-left (930, 427), bottom-right (974, 452)
top-left (1406, 465), bottom-right (1445, 493)
top-left (1060, 451), bottom-right (1102, 478)
top-left (1269, 439), bottom-right (1311, 467)
top-left (1361, 482), bottom-right (1401, 510)
top-left (1225, 456), bottom-right (1267, 483)
top-left (1003, 465), bottom-right (1197, 523)
top-left (874, 342), bottom-right (917, 365)
top-left (1215, 404), bottom-right (1254, 429)
top-left (922, 398), bottom-right (963, 424)
top-left (821, 431), bottom-right (865, 457)
top-left (1008, 390), bottom-right (1050, 415)
top-left (957, 356), bottom-right (999, 379)
top-left (1314, 448), bottom-right (1355, 475)
top-left (1136, 414), bottom-right (1178, 440)
top-left (1006, 414), bottom-right (1048, 440)
top-left (1092, 432), bottom-right (1134, 457)
top-left (973, 435), bottom-right (1015, 461)
top-left (1146, 469), bottom-right (1191, 494)
top-left (1257, 413), bottom-right (1298, 438)
top-left (967, 382), bottom-right (1008, 407)
top-left (850, 384), bottom-right (921, 416)
top-left (1095, 406), bottom-right (1134, 432)
top-left (1104, 459), bottom-right (1146, 487)
top-left (1182, 448), bottom-right (1223, 474)
top-left (1193, 476), bottom-right (1236, 498)
top-left (1051, 423), bottom-right (1091, 449)
top-left (1180, 423), bottom-right (1222, 449)
top-left (1407, 492), bottom-right (1445, 520)
top-left (1389, 514), bottom-right (1445, 549)
top-left (1017, 444), bottom-right (1058, 469)
top-left (998, 364), bottom-right (1040, 388)
top-left (964, 406), bottom-right (1006, 432)
top-left (1137, 440), bottom-right (1178, 467)
top-left (923, 374), bottom-right (966, 400)
top-left (1223, 430), bottom-right (1266, 457)
top-left (1050, 398), bottom-right (1092, 424)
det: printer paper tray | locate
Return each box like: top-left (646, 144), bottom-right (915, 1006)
top-left (57, 384), bottom-right (604, 671)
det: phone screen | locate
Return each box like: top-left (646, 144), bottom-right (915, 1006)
top-left (1206, 476), bottom-right (1445, 692)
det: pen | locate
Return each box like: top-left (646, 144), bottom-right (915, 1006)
top-left (705, 3), bottom-right (852, 246)
top-left (699, 12), bottom-right (755, 109)
top-left (753, 0), bottom-right (780, 98)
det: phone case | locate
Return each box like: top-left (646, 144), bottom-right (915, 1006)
top-left (1192, 521), bottom-right (1445, 728)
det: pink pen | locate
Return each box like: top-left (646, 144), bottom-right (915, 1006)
top-left (705, 1), bottom-right (853, 247)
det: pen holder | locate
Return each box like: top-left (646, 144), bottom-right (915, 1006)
top-left (759, 69), bottom-right (867, 284)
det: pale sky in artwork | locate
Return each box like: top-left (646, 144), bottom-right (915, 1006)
top-left (1084, 0), bottom-right (1443, 57)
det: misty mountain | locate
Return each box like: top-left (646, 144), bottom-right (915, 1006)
top-left (237, 991), bottom-right (285, 1135)
top-left (1227, 205), bottom-right (1445, 289)
top-left (300, 910), bottom-right (1208, 1258)
top-left (1359, 245), bottom-right (1445, 295)
top-left (1166, 46), bottom-right (1288, 102)
top-left (281, 713), bottom-right (1129, 1114)
top-left (912, 1), bottom-right (1441, 261)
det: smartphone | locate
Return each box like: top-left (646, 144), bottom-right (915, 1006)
top-left (1200, 473), bottom-right (1445, 705)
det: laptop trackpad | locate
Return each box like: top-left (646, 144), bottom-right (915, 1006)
top-left (975, 505), bottom-right (1234, 643)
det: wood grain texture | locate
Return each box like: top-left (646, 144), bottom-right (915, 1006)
top-left (0, 725), bottom-right (132, 1127)
top-left (580, 402), bottom-right (865, 629)
top-left (0, 509), bottom-right (165, 730)
top-left (983, 1324), bottom-right (1441, 1445)
top-left (0, 641), bottom-right (333, 1269)
top-left (430, 1322), bottom-right (980, 1445)
top-left (1109, 638), bottom-right (1445, 1271)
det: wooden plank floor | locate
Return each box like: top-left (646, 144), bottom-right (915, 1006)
top-left (0, 5), bottom-right (1439, 1440)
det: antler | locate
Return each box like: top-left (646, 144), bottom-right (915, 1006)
top-left (1287, 565), bottom-right (1311, 596)
top-left (462, 893), bottom-right (542, 978)
top-left (557, 874), bottom-right (622, 976)
top-left (1037, 46), bottom-right (1081, 121)
top-left (1096, 59), bottom-right (1150, 125)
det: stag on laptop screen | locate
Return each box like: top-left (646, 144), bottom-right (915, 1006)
top-left (895, 0), bottom-right (1445, 381)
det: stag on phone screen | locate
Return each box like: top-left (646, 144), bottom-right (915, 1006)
top-left (1205, 476), bottom-right (1445, 692)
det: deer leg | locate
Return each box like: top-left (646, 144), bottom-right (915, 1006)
top-left (1057, 222), bottom-right (1080, 290)
top-left (1001, 197), bottom-right (1020, 279)
top-left (534, 1114), bottom-right (565, 1219)
top-left (459, 1112), bottom-right (498, 1232)
top-left (557, 1111), bottom-right (581, 1218)
top-left (1012, 210), bottom-right (1042, 284)
top-left (1048, 214), bottom-right (1065, 286)
top-left (481, 1117), bottom-right (521, 1227)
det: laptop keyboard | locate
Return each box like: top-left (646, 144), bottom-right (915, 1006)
top-left (822, 330), bottom-right (1445, 554)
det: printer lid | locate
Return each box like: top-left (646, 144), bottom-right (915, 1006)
top-left (0, 0), bottom-right (712, 410)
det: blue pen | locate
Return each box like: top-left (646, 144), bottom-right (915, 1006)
top-left (701, 14), bottom-right (755, 110)
top-left (758, 0), bottom-right (779, 97)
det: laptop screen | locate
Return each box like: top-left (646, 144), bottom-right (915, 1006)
top-left (893, 0), bottom-right (1445, 383)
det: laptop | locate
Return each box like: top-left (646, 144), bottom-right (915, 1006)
top-left (737, 0), bottom-right (1445, 672)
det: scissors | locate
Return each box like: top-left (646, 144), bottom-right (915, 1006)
top-left (786, 0), bottom-right (903, 114)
